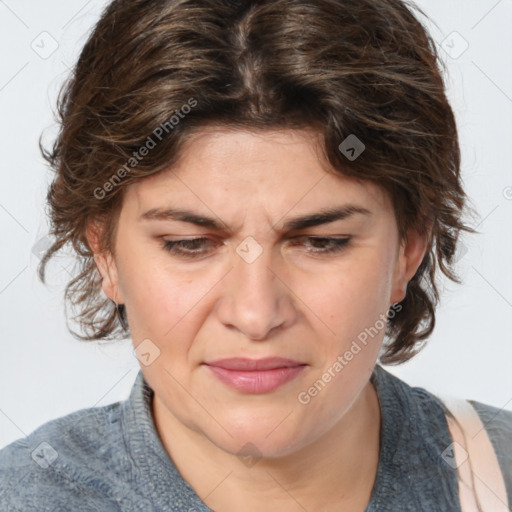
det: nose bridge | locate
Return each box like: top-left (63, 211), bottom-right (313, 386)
top-left (235, 239), bottom-right (275, 294)
top-left (219, 237), bottom-right (294, 339)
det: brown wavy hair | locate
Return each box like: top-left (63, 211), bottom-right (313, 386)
top-left (38, 0), bottom-right (478, 364)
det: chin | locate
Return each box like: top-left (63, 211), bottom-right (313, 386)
top-left (210, 422), bottom-right (307, 461)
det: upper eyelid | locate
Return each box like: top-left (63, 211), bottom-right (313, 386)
top-left (162, 235), bottom-right (351, 242)
top-left (162, 236), bottom-right (352, 248)
top-left (162, 232), bottom-right (353, 240)
top-left (162, 236), bottom-right (351, 252)
top-left (161, 236), bottom-right (353, 259)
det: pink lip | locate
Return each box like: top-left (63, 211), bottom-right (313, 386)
top-left (203, 357), bottom-right (307, 393)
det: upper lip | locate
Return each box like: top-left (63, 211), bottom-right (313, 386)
top-left (204, 357), bottom-right (306, 371)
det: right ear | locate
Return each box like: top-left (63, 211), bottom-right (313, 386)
top-left (86, 221), bottom-right (122, 304)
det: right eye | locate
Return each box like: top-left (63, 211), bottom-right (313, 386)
top-left (162, 237), bottom-right (216, 258)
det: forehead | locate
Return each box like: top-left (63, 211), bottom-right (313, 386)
top-left (125, 126), bottom-right (392, 216)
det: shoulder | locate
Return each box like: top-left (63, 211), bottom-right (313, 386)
top-left (415, 387), bottom-right (512, 507)
top-left (375, 366), bottom-right (512, 450)
top-left (0, 401), bottom-right (127, 511)
top-left (469, 399), bottom-right (512, 503)
top-left (469, 399), bottom-right (512, 445)
top-left (409, 381), bottom-right (512, 466)
top-left (370, 365), bottom-right (511, 508)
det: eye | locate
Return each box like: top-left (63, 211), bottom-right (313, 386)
top-left (162, 237), bottom-right (215, 258)
top-left (289, 236), bottom-right (352, 254)
top-left (161, 236), bottom-right (352, 259)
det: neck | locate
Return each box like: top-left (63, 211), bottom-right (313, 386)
top-left (152, 380), bottom-right (381, 512)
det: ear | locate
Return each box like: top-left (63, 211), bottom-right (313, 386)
top-left (389, 224), bottom-right (431, 305)
top-left (86, 221), bottom-right (123, 304)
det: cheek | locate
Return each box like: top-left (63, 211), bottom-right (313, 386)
top-left (126, 275), bottom-right (196, 334)
top-left (114, 244), bottom-right (195, 335)
top-left (315, 252), bottom-right (394, 344)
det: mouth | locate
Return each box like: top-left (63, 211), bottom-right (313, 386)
top-left (203, 357), bottom-right (307, 393)
top-left (203, 357), bottom-right (306, 371)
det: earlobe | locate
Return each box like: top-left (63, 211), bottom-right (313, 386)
top-left (390, 226), bottom-right (430, 305)
top-left (94, 251), bottom-right (121, 303)
top-left (86, 222), bottom-right (122, 304)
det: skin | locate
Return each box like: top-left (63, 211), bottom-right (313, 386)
top-left (87, 126), bottom-right (429, 511)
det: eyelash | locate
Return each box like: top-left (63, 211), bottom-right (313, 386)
top-left (162, 236), bottom-right (352, 259)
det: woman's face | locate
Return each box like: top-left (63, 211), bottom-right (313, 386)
top-left (91, 126), bottom-right (427, 458)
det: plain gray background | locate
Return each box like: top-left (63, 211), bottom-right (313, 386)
top-left (1, 0), bottom-right (511, 449)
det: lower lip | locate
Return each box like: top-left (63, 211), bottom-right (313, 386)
top-left (205, 365), bottom-right (306, 393)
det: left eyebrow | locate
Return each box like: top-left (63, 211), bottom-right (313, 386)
top-left (138, 204), bottom-right (373, 233)
top-left (277, 205), bottom-right (373, 232)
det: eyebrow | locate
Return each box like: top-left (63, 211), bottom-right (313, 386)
top-left (139, 204), bottom-right (373, 233)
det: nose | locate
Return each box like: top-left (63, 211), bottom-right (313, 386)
top-left (215, 242), bottom-right (297, 340)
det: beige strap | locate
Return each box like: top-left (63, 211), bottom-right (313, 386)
top-left (438, 394), bottom-right (509, 512)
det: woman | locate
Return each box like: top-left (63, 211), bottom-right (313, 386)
top-left (1, 0), bottom-right (510, 510)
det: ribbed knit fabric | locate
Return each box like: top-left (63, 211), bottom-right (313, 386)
top-left (1, 364), bottom-right (510, 511)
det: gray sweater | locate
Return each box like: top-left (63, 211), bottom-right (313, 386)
top-left (1, 364), bottom-right (511, 511)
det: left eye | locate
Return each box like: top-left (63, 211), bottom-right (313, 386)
top-left (289, 236), bottom-right (351, 254)
top-left (162, 236), bottom-right (351, 259)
